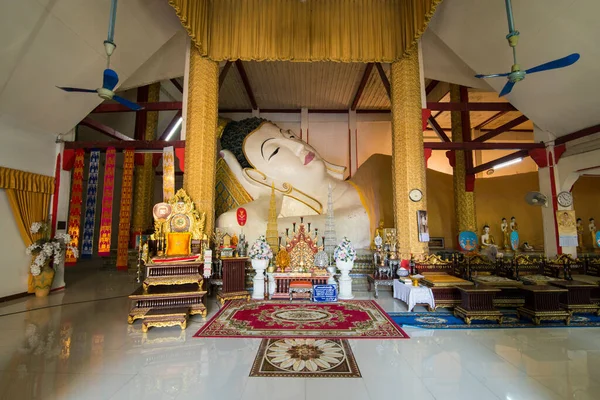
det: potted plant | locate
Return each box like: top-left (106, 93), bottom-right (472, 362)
top-left (334, 237), bottom-right (356, 299)
top-left (25, 221), bottom-right (78, 297)
top-left (248, 235), bottom-right (273, 299)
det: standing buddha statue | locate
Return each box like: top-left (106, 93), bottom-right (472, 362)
top-left (577, 218), bottom-right (584, 250)
top-left (510, 216), bottom-right (518, 232)
top-left (372, 220), bottom-right (385, 250)
top-left (590, 218), bottom-right (597, 249)
top-left (501, 218), bottom-right (510, 250)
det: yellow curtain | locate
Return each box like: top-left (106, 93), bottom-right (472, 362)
top-left (1, 166), bottom-right (54, 293)
top-left (169, 0), bottom-right (443, 62)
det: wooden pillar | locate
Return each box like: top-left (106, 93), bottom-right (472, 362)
top-left (183, 46), bottom-right (219, 235)
top-left (390, 46), bottom-right (428, 258)
top-left (450, 84), bottom-right (477, 237)
top-left (132, 82), bottom-right (160, 239)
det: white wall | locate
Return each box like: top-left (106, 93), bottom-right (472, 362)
top-left (0, 117), bottom-right (56, 297)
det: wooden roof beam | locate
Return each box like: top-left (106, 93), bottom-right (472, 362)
top-left (474, 115), bottom-right (529, 142)
top-left (427, 102), bottom-right (517, 112)
top-left (92, 102), bottom-right (182, 113)
top-left (474, 111), bottom-right (507, 130)
top-left (468, 150), bottom-right (530, 175)
top-left (64, 140), bottom-right (184, 151)
top-left (235, 60), bottom-right (258, 110)
top-left (425, 142), bottom-right (543, 150)
top-left (425, 80), bottom-right (440, 96)
top-left (375, 63), bottom-right (391, 99)
top-left (219, 61), bottom-right (233, 89)
top-left (555, 123), bottom-right (600, 146)
top-left (351, 63), bottom-right (374, 110)
top-left (78, 117), bottom-right (133, 141)
top-left (170, 78), bottom-right (183, 93)
top-left (158, 110), bottom-right (183, 141)
top-left (428, 116), bottom-right (451, 143)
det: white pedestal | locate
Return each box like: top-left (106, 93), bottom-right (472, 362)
top-left (326, 266), bottom-right (337, 286)
top-left (251, 259), bottom-right (269, 300)
top-left (267, 272), bottom-right (276, 298)
top-left (336, 260), bottom-right (354, 300)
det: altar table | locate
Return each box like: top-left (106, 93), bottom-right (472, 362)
top-left (393, 280), bottom-right (435, 311)
top-left (454, 285), bottom-right (503, 325)
top-left (516, 285), bottom-right (570, 325)
top-left (268, 273), bottom-right (329, 300)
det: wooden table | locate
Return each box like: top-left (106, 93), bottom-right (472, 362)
top-left (516, 285), bottom-right (570, 325)
top-left (128, 284), bottom-right (207, 325)
top-left (367, 274), bottom-right (394, 299)
top-left (472, 276), bottom-right (525, 308)
top-left (549, 280), bottom-right (600, 315)
top-left (454, 285), bottom-right (503, 325)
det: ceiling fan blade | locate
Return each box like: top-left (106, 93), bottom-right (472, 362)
top-left (475, 72), bottom-right (511, 79)
top-left (499, 80), bottom-right (516, 97)
top-left (112, 95), bottom-right (144, 111)
top-left (525, 53), bottom-right (580, 75)
top-left (57, 86), bottom-right (97, 93)
top-left (103, 68), bottom-right (119, 91)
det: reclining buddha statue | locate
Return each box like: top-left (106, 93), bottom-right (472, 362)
top-left (216, 118), bottom-right (390, 249)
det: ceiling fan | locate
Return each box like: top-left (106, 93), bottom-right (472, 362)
top-left (475, 0), bottom-right (580, 97)
top-left (57, 0), bottom-right (142, 110)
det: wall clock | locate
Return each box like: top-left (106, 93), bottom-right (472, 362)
top-left (557, 191), bottom-right (573, 208)
top-left (409, 189), bottom-right (423, 202)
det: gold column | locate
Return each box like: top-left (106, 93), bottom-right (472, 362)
top-left (450, 84), bottom-right (477, 234)
top-left (132, 82), bottom-right (160, 235)
top-left (390, 46), bottom-right (428, 258)
top-left (183, 47), bottom-right (219, 235)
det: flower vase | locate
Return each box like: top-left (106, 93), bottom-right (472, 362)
top-left (251, 259), bottom-right (269, 300)
top-left (32, 266), bottom-right (55, 297)
top-left (336, 260), bottom-right (354, 299)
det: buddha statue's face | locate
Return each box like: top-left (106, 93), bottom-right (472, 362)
top-left (244, 122), bottom-right (327, 187)
top-left (484, 226), bottom-right (490, 234)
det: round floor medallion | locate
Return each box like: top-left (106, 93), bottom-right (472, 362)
top-left (265, 338), bottom-right (345, 372)
top-left (271, 309), bottom-right (332, 322)
top-left (415, 316), bottom-right (447, 324)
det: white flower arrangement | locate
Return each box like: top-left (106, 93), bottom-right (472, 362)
top-left (25, 221), bottom-right (78, 276)
top-left (248, 235), bottom-right (273, 260)
top-left (333, 236), bottom-right (356, 262)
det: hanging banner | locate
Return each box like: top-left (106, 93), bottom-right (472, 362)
top-left (237, 207), bottom-right (247, 226)
top-left (116, 149), bottom-right (135, 270)
top-left (98, 148), bottom-right (116, 256)
top-left (163, 146), bottom-right (175, 201)
top-left (81, 150), bottom-right (100, 258)
top-left (65, 149), bottom-right (85, 265)
top-left (557, 210), bottom-right (578, 247)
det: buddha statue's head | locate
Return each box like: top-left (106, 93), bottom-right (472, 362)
top-left (511, 216), bottom-right (516, 222)
top-left (501, 217), bottom-right (506, 223)
top-left (220, 118), bottom-right (329, 192)
top-left (577, 218), bottom-right (582, 226)
top-left (483, 225), bottom-right (490, 234)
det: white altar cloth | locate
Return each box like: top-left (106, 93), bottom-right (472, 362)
top-left (393, 280), bottom-right (435, 311)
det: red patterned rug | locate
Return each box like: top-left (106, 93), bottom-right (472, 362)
top-left (194, 300), bottom-right (409, 339)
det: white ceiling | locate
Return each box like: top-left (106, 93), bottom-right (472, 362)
top-left (1, 0), bottom-right (597, 140)
top-left (428, 0), bottom-right (600, 137)
top-left (0, 0), bottom-right (183, 135)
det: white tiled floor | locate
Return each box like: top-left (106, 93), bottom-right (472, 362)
top-left (1, 263), bottom-right (599, 399)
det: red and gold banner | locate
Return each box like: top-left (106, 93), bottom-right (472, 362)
top-left (98, 148), bottom-right (116, 256)
top-left (163, 146), bottom-right (175, 201)
top-left (116, 149), bottom-right (135, 270)
top-left (65, 149), bottom-right (85, 265)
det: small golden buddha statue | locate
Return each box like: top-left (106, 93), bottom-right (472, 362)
top-left (501, 218), bottom-right (510, 250)
top-left (577, 218), bottom-right (584, 250)
top-left (231, 233), bottom-right (239, 248)
top-left (276, 248), bottom-right (291, 273)
top-left (372, 220), bottom-right (385, 250)
top-left (480, 225), bottom-right (495, 249)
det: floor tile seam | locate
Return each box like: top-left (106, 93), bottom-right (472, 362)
top-left (107, 373), bottom-right (139, 400)
top-left (529, 375), bottom-right (581, 399)
top-left (0, 295), bottom-right (129, 319)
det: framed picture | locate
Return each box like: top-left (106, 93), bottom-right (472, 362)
top-left (417, 210), bottom-right (429, 242)
top-left (429, 237), bottom-right (445, 250)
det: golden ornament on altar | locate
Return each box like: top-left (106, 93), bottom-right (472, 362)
top-left (276, 249), bottom-right (290, 273)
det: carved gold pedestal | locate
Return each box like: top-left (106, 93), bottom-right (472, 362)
top-left (454, 307), bottom-right (503, 325)
top-left (216, 290), bottom-right (250, 305)
top-left (141, 307), bottom-right (189, 333)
